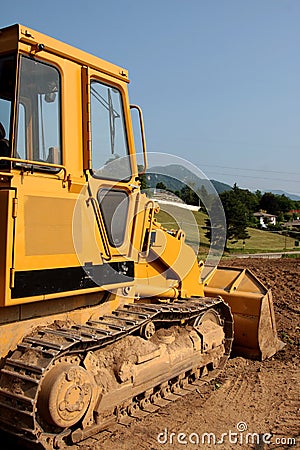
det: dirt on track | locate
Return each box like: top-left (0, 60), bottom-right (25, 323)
top-left (72, 258), bottom-right (299, 450)
top-left (3, 258), bottom-right (299, 450)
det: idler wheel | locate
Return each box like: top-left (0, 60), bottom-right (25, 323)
top-left (38, 363), bottom-right (92, 428)
top-left (140, 321), bottom-right (155, 340)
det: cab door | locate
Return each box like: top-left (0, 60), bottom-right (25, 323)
top-left (82, 68), bottom-right (138, 260)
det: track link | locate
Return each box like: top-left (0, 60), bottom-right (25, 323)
top-left (0, 297), bottom-right (233, 449)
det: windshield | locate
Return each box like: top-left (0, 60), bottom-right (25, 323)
top-left (0, 54), bottom-right (16, 156)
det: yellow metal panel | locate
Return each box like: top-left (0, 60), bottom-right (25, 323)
top-left (16, 24), bottom-right (129, 82)
top-left (0, 190), bottom-right (15, 306)
top-left (203, 266), bottom-right (267, 294)
top-left (12, 174), bottom-right (81, 270)
top-left (24, 196), bottom-right (75, 255)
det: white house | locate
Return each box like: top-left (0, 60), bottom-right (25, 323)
top-left (253, 211), bottom-right (277, 228)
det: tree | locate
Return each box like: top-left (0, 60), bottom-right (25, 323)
top-left (277, 194), bottom-right (293, 215)
top-left (137, 165), bottom-right (148, 190)
top-left (156, 181), bottom-right (166, 190)
top-left (259, 192), bottom-right (280, 215)
top-left (198, 185), bottom-right (210, 209)
top-left (180, 185), bottom-right (199, 206)
top-left (231, 184), bottom-right (259, 217)
top-left (203, 198), bottom-right (227, 252)
top-left (259, 192), bottom-right (293, 217)
top-left (220, 189), bottom-right (250, 248)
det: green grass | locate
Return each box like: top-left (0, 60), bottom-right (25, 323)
top-left (155, 207), bottom-right (209, 248)
top-left (155, 207), bottom-right (298, 257)
top-left (227, 228), bottom-right (295, 252)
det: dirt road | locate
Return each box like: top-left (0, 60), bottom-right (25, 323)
top-left (72, 258), bottom-right (299, 450)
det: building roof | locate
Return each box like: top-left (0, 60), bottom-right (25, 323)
top-left (253, 212), bottom-right (277, 218)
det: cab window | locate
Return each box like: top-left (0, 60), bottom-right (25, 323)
top-left (0, 54), bottom-right (16, 164)
top-left (15, 56), bottom-right (61, 167)
top-left (90, 80), bottom-right (131, 181)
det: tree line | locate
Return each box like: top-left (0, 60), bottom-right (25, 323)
top-left (200, 184), bottom-right (300, 249)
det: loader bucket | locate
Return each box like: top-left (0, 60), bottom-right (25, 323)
top-left (203, 266), bottom-right (284, 360)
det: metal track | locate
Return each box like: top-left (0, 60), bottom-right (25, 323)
top-left (0, 297), bottom-right (233, 449)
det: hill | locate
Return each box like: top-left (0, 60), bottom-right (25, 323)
top-left (267, 190), bottom-right (300, 201)
top-left (145, 164), bottom-right (300, 201)
top-left (146, 164), bottom-right (232, 194)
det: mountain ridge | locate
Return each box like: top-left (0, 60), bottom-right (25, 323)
top-left (146, 164), bottom-right (231, 194)
top-left (146, 164), bottom-right (299, 200)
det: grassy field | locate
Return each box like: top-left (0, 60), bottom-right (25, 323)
top-left (227, 228), bottom-right (296, 252)
top-left (155, 206), bottom-right (297, 257)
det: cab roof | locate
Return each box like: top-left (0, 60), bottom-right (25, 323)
top-left (0, 24), bottom-right (129, 82)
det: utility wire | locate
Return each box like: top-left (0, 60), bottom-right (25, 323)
top-left (205, 171), bottom-right (300, 184)
top-left (198, 162), bottom-right (300, 177)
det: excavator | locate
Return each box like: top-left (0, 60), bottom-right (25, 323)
top-left (0, 24), bottom-right (282, 449)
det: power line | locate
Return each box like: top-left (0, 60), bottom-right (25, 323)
top-left (198, 162), bottom-right (300, 177)
top-left (205, 170), bottom-right (300, 184)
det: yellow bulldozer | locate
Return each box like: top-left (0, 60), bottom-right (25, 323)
top-left (0, 24), bottom-right (282, 449)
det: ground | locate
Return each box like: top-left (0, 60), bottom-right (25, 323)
top-left (3, 258), bottom-right (300, 449)
top-left (73, 258), bottom-right (299, 450)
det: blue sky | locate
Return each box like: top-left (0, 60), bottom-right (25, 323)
top-left (2, 0), bottom-right (300, 195)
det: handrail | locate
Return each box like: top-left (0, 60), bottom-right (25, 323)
top-left (140, 200), bottom-right (155, 258)
top-left (130, 104), bottom-right (148, 174)
top-left (87, 196), bottom-right (112, 261)
top-left (0, 157), bottom-right (68, 182)
top-left (0, 171), bottom-right (13, 178)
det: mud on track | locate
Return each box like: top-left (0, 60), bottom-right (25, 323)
top-left (2, 258), bottom-right (300, 449)
top-left (68, 258), bottom-right (299, 450)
